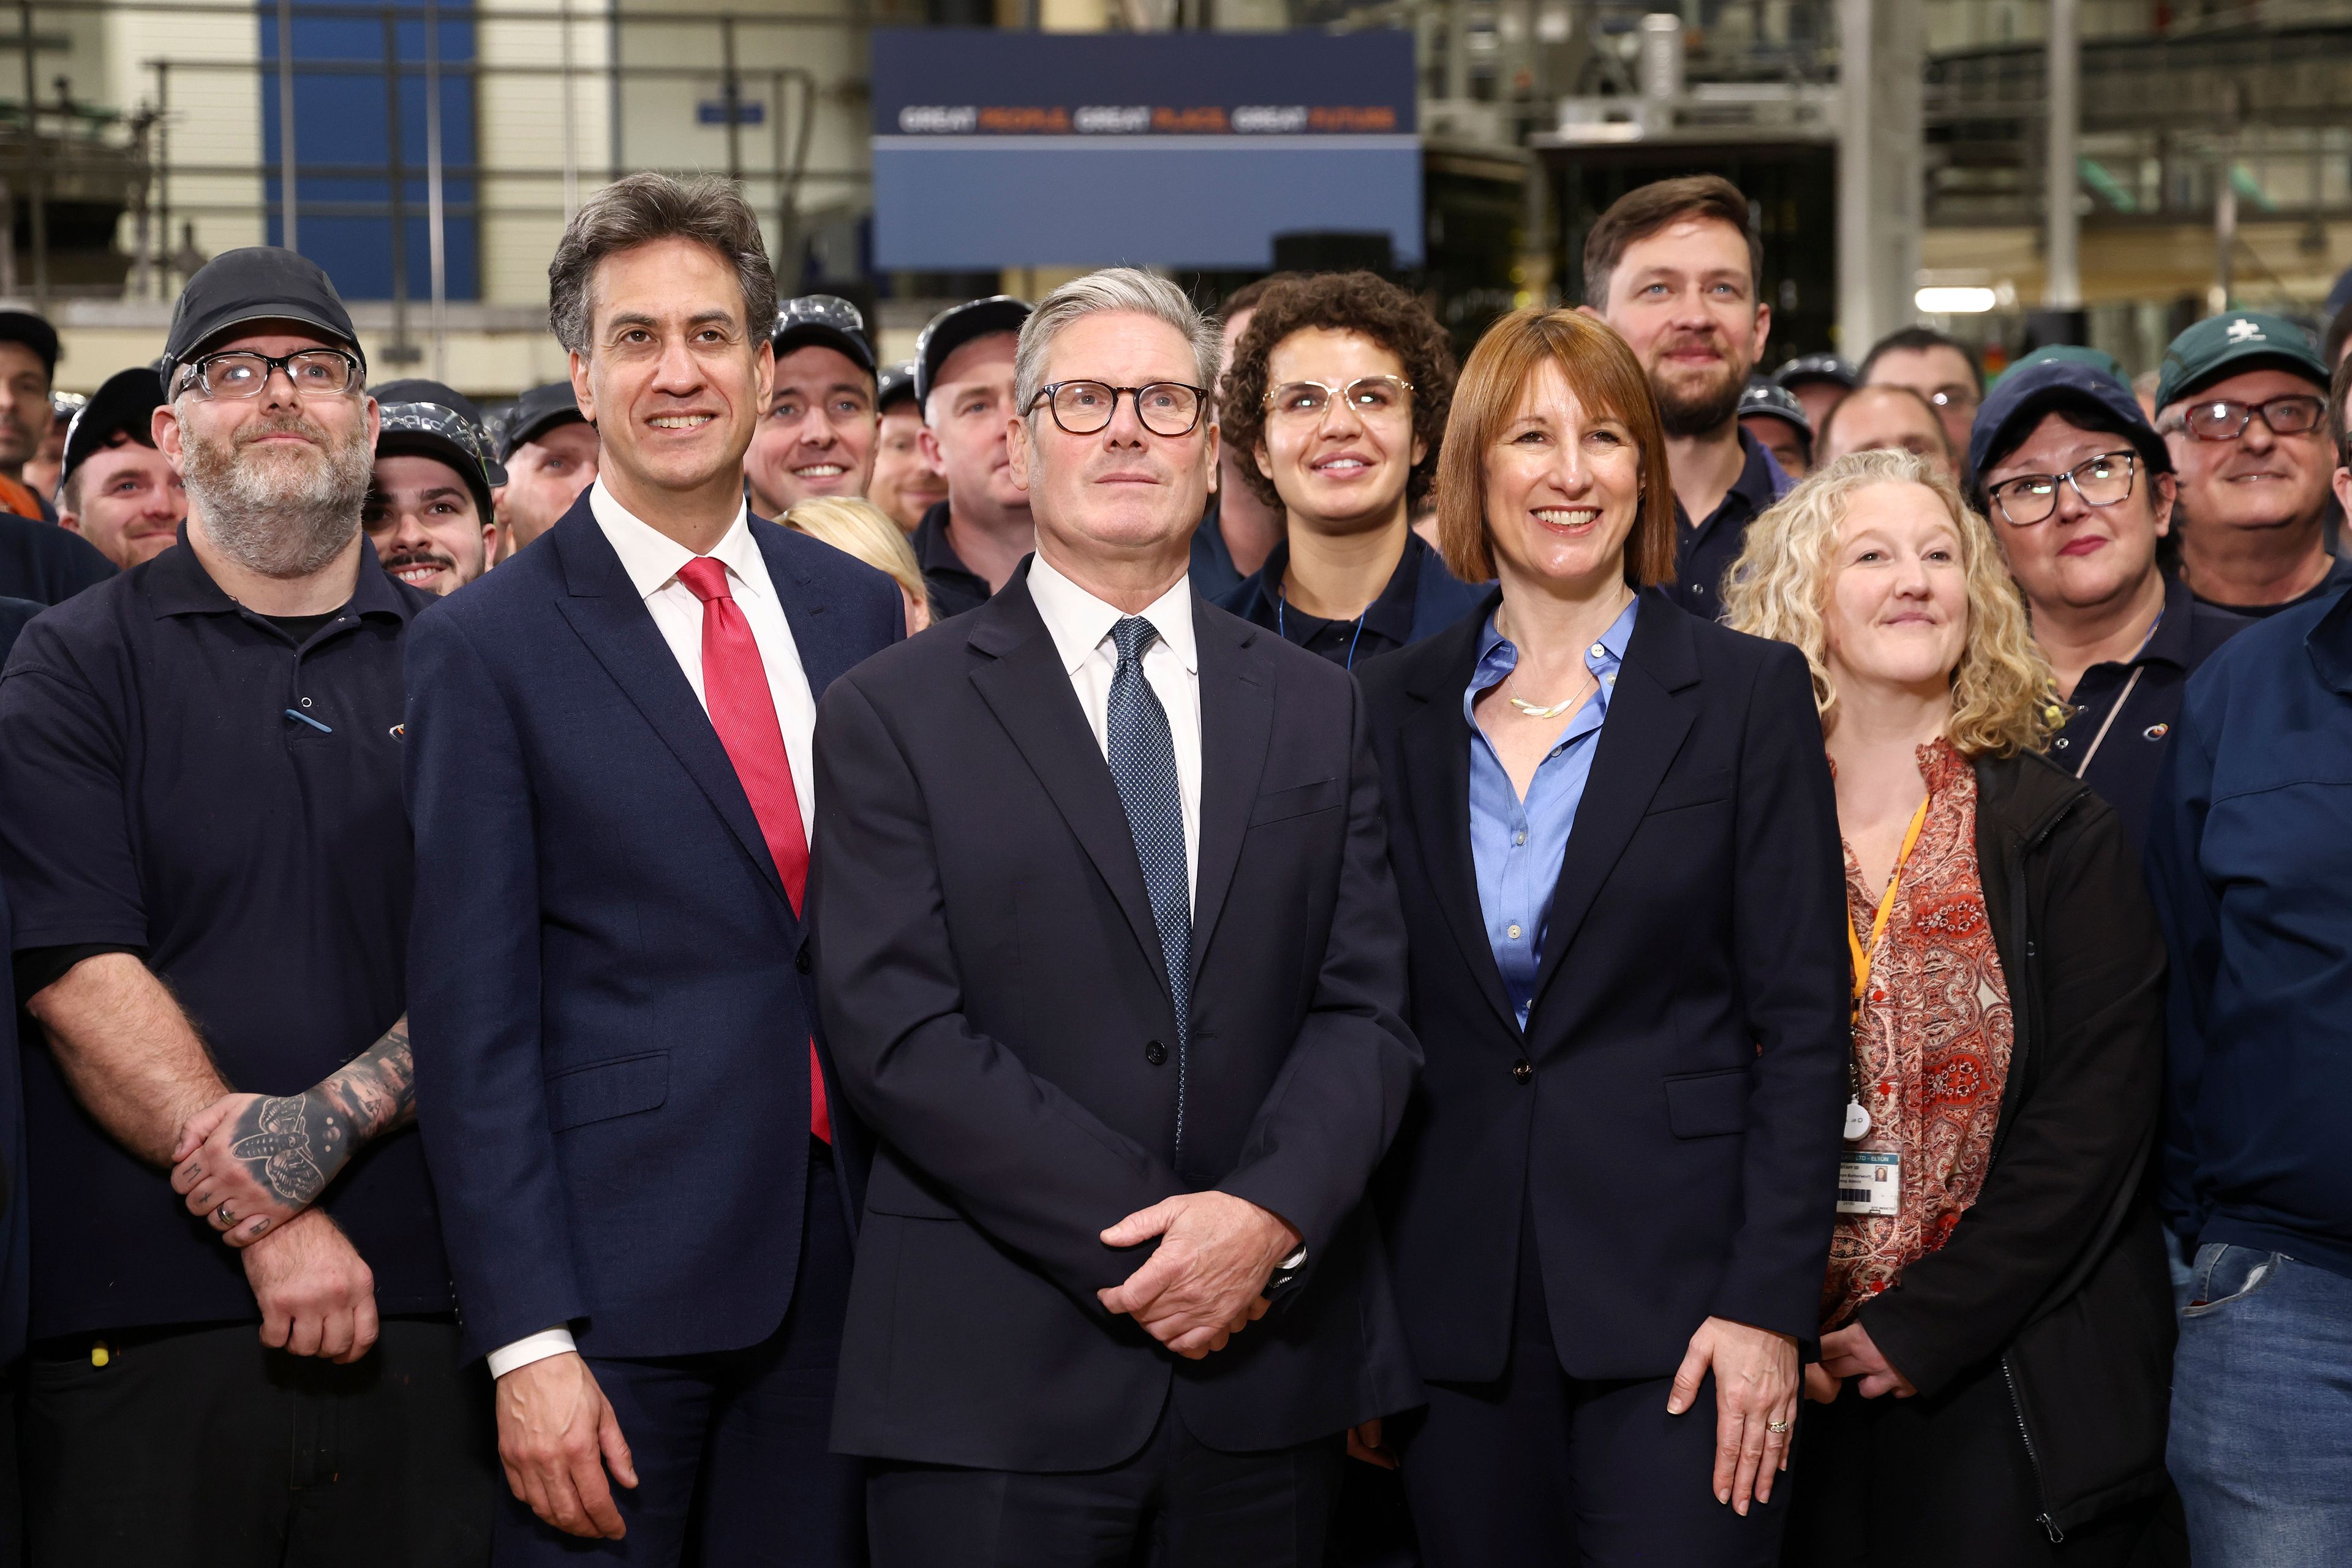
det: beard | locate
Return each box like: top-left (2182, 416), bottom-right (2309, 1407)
top-left (181, 405), bottom-right (375, 579)
top-left (1648, 337), bottom-right (1751, 440)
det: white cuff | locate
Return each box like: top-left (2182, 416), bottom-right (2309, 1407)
top-left (486, 1327), bottom-right (577, 1379)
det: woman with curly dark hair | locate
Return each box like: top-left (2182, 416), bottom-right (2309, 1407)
top-left (1216, 271), bottom-right (1485, 667)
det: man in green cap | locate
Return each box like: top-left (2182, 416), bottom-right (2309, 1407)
top-left (2154, 310), bottom-right (2352, 615)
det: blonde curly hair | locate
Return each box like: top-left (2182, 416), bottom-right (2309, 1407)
top-left (1720, 448), bottom-right (2060, 758)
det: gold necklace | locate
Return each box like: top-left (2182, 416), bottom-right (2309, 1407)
top-left (1507, 667), bottom-right (1593, 720)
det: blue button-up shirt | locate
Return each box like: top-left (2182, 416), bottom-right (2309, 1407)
top-left (1466, 597), bottom-right (1640, 1028)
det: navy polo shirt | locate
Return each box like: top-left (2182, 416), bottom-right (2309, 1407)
top-left (2047, 575), bottom-right (2250, 855)
top-left (1671, 426), bottom-right (1789, 624)
top-left (2147, 586), bottom-right (2352, 1280)
top-left (1220, 531), bottom-right (1435, 668)
top-left (0, 532), bottom-right (451, 1339)
top-left (911, 501), bottom-right (992, 619)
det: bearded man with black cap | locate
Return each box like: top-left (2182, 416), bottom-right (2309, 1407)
top-left (747, 293), bottom-right (880, 518)
top-left (0, 247), bottom-right (495, 1565)
top-left (56, 363), bottom-right (186, 570)
top-left (366, 378), bottom-right (505, 595)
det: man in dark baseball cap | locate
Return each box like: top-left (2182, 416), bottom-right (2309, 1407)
top-left (56, 364), bottom-right (184, 570)
top-left (0, 244), bottom-right (497, 1564)
top-left (494, 379), bottom-right (597, 558)
top-left (869, 358), bottom-right (944, 533)
top-left (1736, 380), bottom-right (1812, 480)
top-left (908, 295), bottom-right (1032, 616)
top-left (2151, 311), bottom-right (2348, 615)
top-left (747, 293), bottom-right (880, 518)
top-left (365, 377), bottom-right (505, 595)
top-left (1772, 351), bottom-right (1857, 439)
top-left (1970, 356), bottom-right (2245, 850)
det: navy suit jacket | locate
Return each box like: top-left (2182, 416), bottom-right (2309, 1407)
top-left (810, 566), bottom-right (1422, 1471)
top-left (404, 490), bottom-right (902, 1363)
top-left (1359, 591), bottom-right (1849, 1382)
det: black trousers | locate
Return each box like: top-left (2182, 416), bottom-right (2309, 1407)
top-left (1400, 1216), bottom-right (1788, 1568)
top-left (493, 1140), bottom-right (864, 1567)
top-left (24, 1314), bottom-right (496, 1568)
top-left (1780, 1370), bottom-right (2158, 1568)
top-left (867, 1395), bottom-right (1346, 1568)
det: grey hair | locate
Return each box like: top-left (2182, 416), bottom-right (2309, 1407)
top-left (1013, 268), bottom-right (1221, 422)
top-left (548, 172), bottom-right (777, 355)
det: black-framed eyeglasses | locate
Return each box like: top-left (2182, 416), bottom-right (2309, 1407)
top-left (176, 348), bottom-right (363, 401)
top-left (1030, 380), bottom-right (1207, 438)
top-left (1264, 375), bottom-right (1415, 421)
top-left (1985, 450), bottom-right (2138, 527)
top-left (2158, 394), bottom-right (2325, 443)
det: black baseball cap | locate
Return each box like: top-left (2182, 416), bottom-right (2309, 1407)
top-left (0, 309), bottom-right (58, 378)
top-left (372, 377), bottom-right (507, 520)
top-left (1738, 379), bottom-right (1811, 437)
top-left (772, 295), bottom-right (875, 374)
top-left (1774, 352), bottom-right (1858, 392)
top-left (877, 358), bottom-right (919, 414)
top-left (500, 380), bottom-right (588, 462)
top-left (1968, 359), bottom-right (2171, 504)
top-left (161, 246), bottom-right (361, 390)
top-left (58, 365), bottom-right (166, 494)
top-left (914, 296), bottom-right (1031, 407)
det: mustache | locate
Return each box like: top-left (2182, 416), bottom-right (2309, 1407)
top-left (232, 412), bottom-right (336, 449)
top-left (380, 547), bottom-right (456, 571)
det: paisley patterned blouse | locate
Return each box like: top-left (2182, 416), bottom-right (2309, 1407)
top-left (1821, 739), bottom-right (2014, 1331)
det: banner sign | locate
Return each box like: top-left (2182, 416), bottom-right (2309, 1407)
top-left (870, 29), bottom-right (1422, 270)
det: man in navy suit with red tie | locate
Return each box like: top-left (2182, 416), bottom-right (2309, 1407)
top-left (403, 173), bottom-right (901, 1563)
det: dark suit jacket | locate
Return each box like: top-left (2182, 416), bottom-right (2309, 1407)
top-left (1358, 590), bottom-right (1849, 1383)
top-left (810, 565), bottom-right (1422, 1471)
top-left (404, 491), bottom-right (902, 1363)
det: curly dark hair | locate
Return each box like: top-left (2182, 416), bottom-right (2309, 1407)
top-left (1218, 271), bottom-right (1457, 512)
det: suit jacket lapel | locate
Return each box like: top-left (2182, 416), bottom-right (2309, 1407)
top-left (1401, 611), bottom-right (1520, 1037)
top-left (965, 579), bottom-right (1169, 998)
top-left (1524, 592), bottom-right (1697, 1019)
top-left (549, 501), bottom-right (790, 907)
top-left (751, 517), bottom-right (859, 698)
top-left (1188, 605), bottom-right (1273, 981)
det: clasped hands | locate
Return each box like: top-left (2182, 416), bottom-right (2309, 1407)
top-left (1096, 1190), bottom-right (1299, 1360)
top-left (1804, 1319), bottom-right (1917, 1404)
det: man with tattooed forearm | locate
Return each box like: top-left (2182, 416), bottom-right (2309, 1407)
top-left (0, 254), bottom-right (494, 1566)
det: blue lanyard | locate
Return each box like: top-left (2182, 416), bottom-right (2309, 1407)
top-left (1276, 586), bottom-right (1368, 671)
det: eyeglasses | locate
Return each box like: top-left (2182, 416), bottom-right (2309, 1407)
top-left (2158, 394), bottom-right (2325, 443)
top-left (1985, 450), bottom-right (2138, 527)
top-left (1264, 375), bottom-right (1415, 421)
top-left (1030, 380), bottom-right (1207, 438)
top-left (177, 349), bottom-right (362, 401)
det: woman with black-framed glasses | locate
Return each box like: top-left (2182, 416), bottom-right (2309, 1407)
top-left (1214, 272), bottom-right (1483, 668)
top-left (1967, 360), bottom-right (2250, 854)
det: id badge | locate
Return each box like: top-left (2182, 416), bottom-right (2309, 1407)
top-left (1836, 1150), bottom-right (1901, 1216)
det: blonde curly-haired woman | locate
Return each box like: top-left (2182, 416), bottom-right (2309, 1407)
top-left (1722, 449), bottom-right (2174, 1567)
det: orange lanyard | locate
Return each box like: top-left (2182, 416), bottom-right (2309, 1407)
top-left (1848, 796), bottom-right (1931, 1022)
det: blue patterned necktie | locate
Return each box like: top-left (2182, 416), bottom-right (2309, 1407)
top-left (1105, 616), bottom-right (1192, 1090)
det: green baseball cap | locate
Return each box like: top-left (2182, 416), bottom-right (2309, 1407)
top-left (2154, 311), bottom-right (2327, 411)
top-left (2004, 344), bottom-right (2127, 390)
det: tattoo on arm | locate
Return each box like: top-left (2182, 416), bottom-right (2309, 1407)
top-left (213, 1017), bottom-right (416, 1210)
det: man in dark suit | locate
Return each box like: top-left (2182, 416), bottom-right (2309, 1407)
top-left (810, 267), bottom-right (1423, 1566)
top-left (404, 173), bottom-right (902, 1564)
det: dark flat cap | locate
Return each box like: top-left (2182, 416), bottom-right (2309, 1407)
top-left (499, 380), bottom-right (588, 462)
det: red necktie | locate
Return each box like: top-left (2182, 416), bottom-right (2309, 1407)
top-left (676, 556), bottom-right (829, 1144)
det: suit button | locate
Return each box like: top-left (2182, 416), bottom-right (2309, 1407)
top-left (1145, 1040), bottom-right (1167, 1066)
top-left (1512, 1059), bottom-right (1532, 1084)
top-left (794, 949), bottom-right (812, 974)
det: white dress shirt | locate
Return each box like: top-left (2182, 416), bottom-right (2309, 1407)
top-left (488, 480), bottom-right (821, 1381)
top-left (1026, 550), bottom-right (1202, 907)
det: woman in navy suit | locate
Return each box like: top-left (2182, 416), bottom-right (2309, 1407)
top-left (1357, 307), bottom-right (1850, 1566)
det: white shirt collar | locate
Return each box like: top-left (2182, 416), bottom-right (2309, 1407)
top-left (589, 478), bottom-right (760, 603)
top-left (1027, 549), bottom-right (1196, 676)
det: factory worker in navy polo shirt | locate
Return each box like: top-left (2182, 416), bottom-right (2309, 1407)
top-left (0, 249), bottom-right (494, 1566)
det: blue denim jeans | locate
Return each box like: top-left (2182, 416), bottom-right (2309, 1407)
top-left (2168, 1245), bottom-right (2352, 1567)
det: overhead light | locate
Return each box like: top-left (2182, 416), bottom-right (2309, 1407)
top-left (1915, 286), bottom-right (1997, 314)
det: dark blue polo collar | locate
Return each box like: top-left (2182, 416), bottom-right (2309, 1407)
top-left (145, 524), bottom-right (418, 629)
